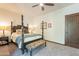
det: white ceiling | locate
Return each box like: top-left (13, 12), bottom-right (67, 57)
top-left (0, 3), bottom-right (73, 19)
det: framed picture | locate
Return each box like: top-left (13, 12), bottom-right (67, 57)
top-left (48, 23), bottom-right (52, 28)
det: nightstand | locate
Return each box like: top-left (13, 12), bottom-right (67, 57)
top-left (0, 36), bottom-right (9, 46)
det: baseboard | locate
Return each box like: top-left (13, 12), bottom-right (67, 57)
top-left (45, 40), bottom-right (65, 46)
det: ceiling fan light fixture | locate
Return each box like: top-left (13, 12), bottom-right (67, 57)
top-left (40, 3), bottom-right (44, 6)
top-left (32, 3), bottom-right (55, 11)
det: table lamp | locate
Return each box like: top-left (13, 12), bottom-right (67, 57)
top-left (0, 26), bottom-right (8, 36)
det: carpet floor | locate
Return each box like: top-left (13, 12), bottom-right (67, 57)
top-left (11, 42), bottom-right (79, 56)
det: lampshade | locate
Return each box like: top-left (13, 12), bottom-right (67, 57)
top-left (0, 21), bottom-right (10, 30)
top-left (0, 26), bottom-right (10, 30)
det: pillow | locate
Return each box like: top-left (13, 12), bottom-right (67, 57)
top-left (16, 29), bottom-right (22, 34)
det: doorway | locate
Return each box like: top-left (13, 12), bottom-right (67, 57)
top-left (65, 13), bottom-right (79, 48)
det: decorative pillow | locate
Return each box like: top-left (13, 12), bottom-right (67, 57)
top-left (16, 29), bottom-right (22, 34)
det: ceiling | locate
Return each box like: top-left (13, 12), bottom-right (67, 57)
top-left (0, 3), bottom-right (19, 13)
top-left (0, 3), bottom-right (73, 19)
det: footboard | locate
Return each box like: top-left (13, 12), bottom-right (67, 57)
top-left (25, 39), bottom-right (46, 56)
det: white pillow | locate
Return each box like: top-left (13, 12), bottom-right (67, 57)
top-left (16, 29), bottom-right (22, 34)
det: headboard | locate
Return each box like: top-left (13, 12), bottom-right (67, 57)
top-left (11, 24), bottom-right (29, 34)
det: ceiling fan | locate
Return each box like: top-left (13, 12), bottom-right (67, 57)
top-left (32, 3), bottom-right (54, 11)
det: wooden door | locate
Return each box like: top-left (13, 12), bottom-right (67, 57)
top-left (65, 13), bottom-right (79, 48)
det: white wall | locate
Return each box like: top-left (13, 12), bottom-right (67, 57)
top-left (0, 8), bottom-right (21, 26)
top-left (23, 13), bottom-right (34, 26)
top-left (0, 8), bottom-right (21, 36)
top-left (32, 4), bottom-right (79, 44)
top-left (0, 5), bottom-right (33, 36)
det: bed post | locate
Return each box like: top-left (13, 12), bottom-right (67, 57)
top-left (42, 21), bottom-right (44, 40)
top-left (11, 21), bottom-right (13, 43)
top-left (42, 21), bottom-right (47, 46)
top-left (21, 15), bottom-right (25, 54)
top-left (27, 24), bottom-right (29, 33)
top-left (11, 21), bottom-right (13, 34)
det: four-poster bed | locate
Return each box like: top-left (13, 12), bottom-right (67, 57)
top-left (11, 15), bottom-right (46, 55)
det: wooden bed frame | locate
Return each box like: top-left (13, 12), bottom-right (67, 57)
top-left (11, 15), bottom-right (44, 54)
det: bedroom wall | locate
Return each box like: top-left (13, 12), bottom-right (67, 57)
top-left (0, 8), bottom-right (21, 36)
top-left (23, 13), bottom-right (34, 26)
top-left (32, 4), bottom-right (79, 44)
top-left (0, 7), bottom-right (34, 37)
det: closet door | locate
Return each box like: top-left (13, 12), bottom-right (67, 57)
top-left (65, 13), bottom-right (79, 48)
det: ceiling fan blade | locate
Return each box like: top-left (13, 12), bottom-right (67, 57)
top-left (44, 3), bottom-right (54, 6)
top-left (41, 6), bottom-right (44, 11)
top-left (32, 4), bottom-right (39, 7)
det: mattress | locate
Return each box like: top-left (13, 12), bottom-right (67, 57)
top-left (11, 33), bottom-right (42, 48)
top-left (19, 35), bottom-right (42, 48)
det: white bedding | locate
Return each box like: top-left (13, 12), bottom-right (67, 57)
top-left (11, 33), bottom-right (42, 48)
top-left (11, 32), bottom-right (21, 42)
top-left (19, 35), bottom-right (42, 48)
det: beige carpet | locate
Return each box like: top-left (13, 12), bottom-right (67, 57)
top-left (35, 42), bottom-right (79, 56)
